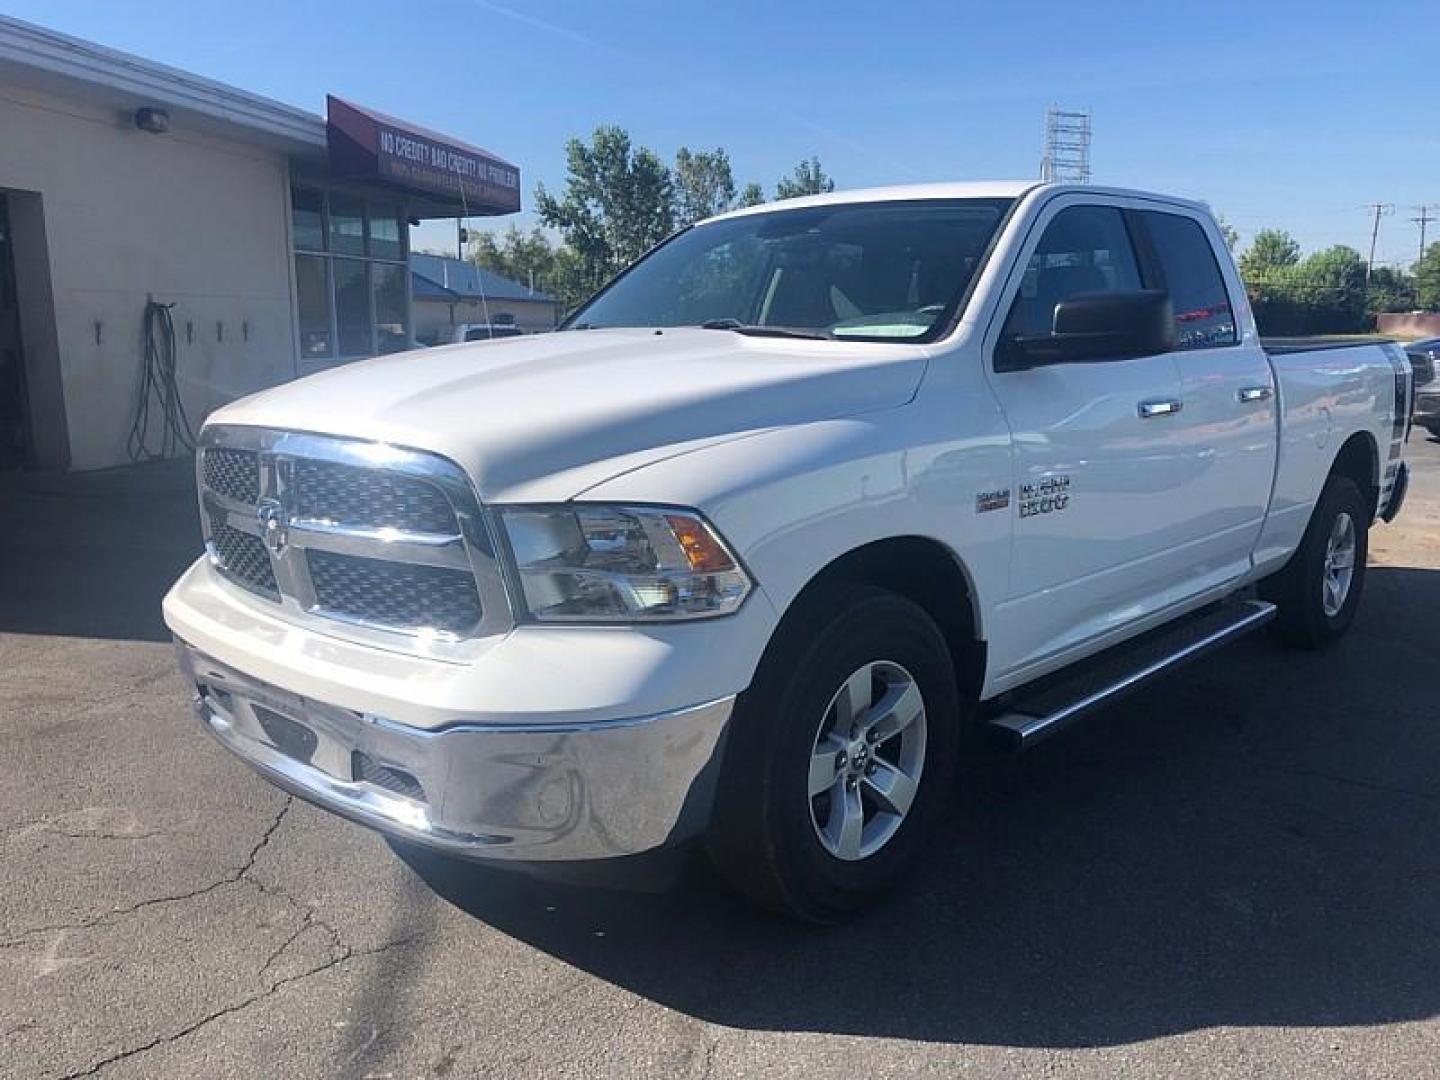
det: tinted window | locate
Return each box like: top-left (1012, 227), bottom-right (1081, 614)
top-left (329, 194), bottom-right (366, 257)
top-left (1141, 211), bottom-right (1236, 350)
top-left (334, 260), bottom-right (371, 355)
top-left (291, 188), bottom-right (325, 252)
top-left (1003, 205), bottom-right (1142, 338)
top-left (294, 255), bottom-right (331, 357)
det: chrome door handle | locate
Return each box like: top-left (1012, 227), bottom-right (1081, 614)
top-left (1237, 386), bottom-right (1273, 403)
top-left (1138, 399), bottom-right (1183, 419)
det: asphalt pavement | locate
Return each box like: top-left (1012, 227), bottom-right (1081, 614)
top-left (2, 439), bottom-right (1438, 1079)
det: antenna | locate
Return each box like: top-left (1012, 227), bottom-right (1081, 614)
top-left (1040, 106), bottom-right (1092, 184)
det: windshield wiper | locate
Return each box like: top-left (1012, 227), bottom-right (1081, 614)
top-left (698, 318), bottom-right (829, 340)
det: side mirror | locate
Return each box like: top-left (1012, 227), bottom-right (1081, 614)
top-left (999, 289), bottom-right (1175, 370)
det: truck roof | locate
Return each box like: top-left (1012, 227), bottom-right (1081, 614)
top-left (703, 181), bottom-right (1209, 224)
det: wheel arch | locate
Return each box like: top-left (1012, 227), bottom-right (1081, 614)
top-left (1329, 430), bottom-right (1380, 520)
top-left (776, 535), bottom-right (987, 701)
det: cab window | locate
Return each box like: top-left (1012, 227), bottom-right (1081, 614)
top-left (1139, 211), bottom-right (1237, 350)
top-left (1003, 205), bottom-right (1143, 339)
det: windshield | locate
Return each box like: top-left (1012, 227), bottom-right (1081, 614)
top-left (567, 198), bottom-right (1012, 342)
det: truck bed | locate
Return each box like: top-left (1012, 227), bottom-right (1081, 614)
top-left (1262, 336), bottom-right (1392, 356)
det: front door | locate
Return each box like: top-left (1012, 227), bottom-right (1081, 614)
top-left (0, 194), bottom-right (28, 469)
top-left (981, 197), bottom-right (1201, 683)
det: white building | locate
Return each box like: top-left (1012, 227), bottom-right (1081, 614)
top-left (0, 16), bottom-right (521, 471)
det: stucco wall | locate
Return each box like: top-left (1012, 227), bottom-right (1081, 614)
top-left (0, 84), bottom-right (298, 469)
top-left (413, 297), bottom-right (559, 343)
top-left (1377, 313), bottom-right (1440, 340)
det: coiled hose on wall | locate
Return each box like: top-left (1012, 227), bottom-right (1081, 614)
top-left (127, 299), bottom-right (196, 463)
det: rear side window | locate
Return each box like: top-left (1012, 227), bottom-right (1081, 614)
top-left (1140, 211), bottom-right (1236, 350)
top-left (1003, 205), bottom-right (1143, 339)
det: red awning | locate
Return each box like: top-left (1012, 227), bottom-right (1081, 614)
top-left (325, 95), bottom-right (520, 216)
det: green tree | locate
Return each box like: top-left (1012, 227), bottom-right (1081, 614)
top-left (775, 156), bottom-right (835, 200)
top-left (1239, 228), bottom-right (1301, 281)
top-left (1367, 265), bottom-right (1416, 317)
top-left (1417, 242), bottom-right (1440, 310)
top-left (1296, 245), bottom-right (1367, 332)
top-left (535, 126), bottom-right (675, 299)
top-left (673, 147), bottom-right (737, 226)
top-left (739, 182), bottom-right (766, 208)
top-left (468, 225), bottom-right (558, 293)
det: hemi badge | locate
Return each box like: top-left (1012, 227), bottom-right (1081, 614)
top-left (976, 488), bottom-right (1011, 513)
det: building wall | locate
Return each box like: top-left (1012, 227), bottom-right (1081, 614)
top-left (1377, 313), bottom-right (1440, 340)
top-left (0, 84), bottom-right (298, 469)
top-left (413, 297), bottom-right (559, 343)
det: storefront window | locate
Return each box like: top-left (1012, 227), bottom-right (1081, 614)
top-left (334, 260), bottom-right (371, 357)
top-left (289, 187), bottom-right (410, 361)
top-left (370, 202), bottom-right (403, 261)
top-left (294, 255), bottom-right (332, 357)
top-left (329, 193), bottom-right (366, 257)
top-left (291, 187), bottom-right (326, 252)
top-left (373, 263), bottom-right (409, 354)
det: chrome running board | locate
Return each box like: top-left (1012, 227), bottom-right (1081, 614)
top-left (987, 598), bottom-right (1276, 749)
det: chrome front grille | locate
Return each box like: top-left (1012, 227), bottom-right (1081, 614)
top-left (209, 518), bottom-right (278, 596)
top-left (289, 459), bottom-right (458, 533)
top-left (197, 427), bottom-right (510, 652)
top-left (203, 447), bottom-right (261, 504)
top-left (307, 551), bottom-right (482, 636)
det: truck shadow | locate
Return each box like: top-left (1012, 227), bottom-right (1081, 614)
top-left (399, 564), bottom-right (1440, 1048)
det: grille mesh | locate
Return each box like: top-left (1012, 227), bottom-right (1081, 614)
top-left (210, 520), bottom-right (277, 595)
top-left (203, 447), bottom-right (261, 505)
top-left (307, 550), bottom-right (481, 635)
top-left (289, 460), bottom-right (458, 534)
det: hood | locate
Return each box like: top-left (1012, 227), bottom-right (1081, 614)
top-left (210, 328), bottom-right (928, 502)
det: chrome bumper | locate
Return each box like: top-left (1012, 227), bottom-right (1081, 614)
top-left (176, 639), bottom-right (734, 861)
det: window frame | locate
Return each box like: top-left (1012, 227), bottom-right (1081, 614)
top-left (289, 185), bottom-right (412, 363)
top-left (1130, 208), bottom-right (1239, 353)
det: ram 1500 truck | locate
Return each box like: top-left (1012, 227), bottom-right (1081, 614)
top-left (165, 183), bottom-right (1412, 920)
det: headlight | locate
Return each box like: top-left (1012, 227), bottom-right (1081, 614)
top-left (498, 505), bottom-right (751, 622)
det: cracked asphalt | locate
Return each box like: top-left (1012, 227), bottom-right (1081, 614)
top-left (3, 437), bottom-right (1439, 1079)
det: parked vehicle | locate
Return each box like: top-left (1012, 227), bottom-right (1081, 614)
top-left (166, 182), bottom-right (1412, 920)
top-left (1404, 336), bottom-right (1440, 434)
top-left (446, 322), bottom-right (527, 343)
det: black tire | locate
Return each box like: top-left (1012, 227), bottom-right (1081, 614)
top-left (706, 584), bottom-right (963, 922)
top-left (1260, 474), bottom-right (1369, 649)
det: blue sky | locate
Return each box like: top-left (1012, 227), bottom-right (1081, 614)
top-left (12, 0), bottom-right (1438, 266)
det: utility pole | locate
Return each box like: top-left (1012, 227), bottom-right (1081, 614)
top-left (1412, 204), bottom-right (1438, 263)
top-left (1364, 203), bottom-right (1394, 288)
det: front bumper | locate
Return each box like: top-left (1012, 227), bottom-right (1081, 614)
top-left (177, 639), bottom-right (734, 861)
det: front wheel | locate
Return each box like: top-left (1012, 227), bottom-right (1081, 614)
top-left (706, 585), bottom-right (962, 921)
top-left (1261, 474), bottom-right (1369, 649)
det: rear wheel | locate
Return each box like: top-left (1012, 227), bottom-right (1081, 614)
top-left (707, 584), bottom-right (962, 921)
top-left (1261, 474), bottom-right (1369, 649)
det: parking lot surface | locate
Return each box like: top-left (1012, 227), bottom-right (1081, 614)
top-left (3, 438), bottom-right (1439, 1079)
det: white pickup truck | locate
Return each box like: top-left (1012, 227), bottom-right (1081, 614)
top-left (165, 182), bottom-right (1413, 920)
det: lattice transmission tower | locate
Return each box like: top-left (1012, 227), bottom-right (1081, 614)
top-left (1040, 107), bottom-right (1092, 184)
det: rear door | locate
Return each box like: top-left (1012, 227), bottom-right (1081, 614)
top-left (1133, 207), bottom-right (1276, 583)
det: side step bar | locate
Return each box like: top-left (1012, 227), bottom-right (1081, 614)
top-left (986, 598), bottom-right (1276, 750)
